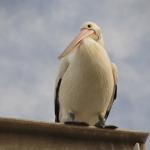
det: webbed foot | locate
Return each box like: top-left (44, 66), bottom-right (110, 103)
top-left (104, 125), bottom-right (118, 129)
top-left (65, 121), bottom-right (89, 126)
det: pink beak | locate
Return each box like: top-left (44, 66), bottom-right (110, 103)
top-left (58, 29), bottom-right (94, 59)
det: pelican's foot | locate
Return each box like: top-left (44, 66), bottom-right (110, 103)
top-left (65, 121), bottom-right (89, 126)
top-left (95, 115), bottom-right (118, 129)
top-left (95, 123), bottom-right (118, 129)
top-left (64, 112), bottom-right (89, 126)
top-left (95, 121), bottom-right (105, 128)
top-left (104, 125), bottom-right (118, 129)
top-left (95, 115), bottom-right (105, 128)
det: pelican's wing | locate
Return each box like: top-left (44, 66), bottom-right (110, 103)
top-left (55, 57), bottom-right (70, 122)
top-left (105, 63), bottom-right (118, 120)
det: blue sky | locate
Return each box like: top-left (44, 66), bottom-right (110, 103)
top-left (0, 0), bottom-right (149, 145)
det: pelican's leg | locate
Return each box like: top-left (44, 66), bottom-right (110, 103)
top-left (61, 111), bottom-right (75, 122)
top-left (95, 115), bottom-right (106, 128)
top-left (95, 115), bottom-right (118, 129)
top-left (68, 112), bottom-right (75, 121)
top-left (60, 110), bottom-right (75, 123)
top-left (64, 111), bottom-right (89, 126)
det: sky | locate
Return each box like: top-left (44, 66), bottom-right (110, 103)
top-left (0, 0), bottom-right (150, 146)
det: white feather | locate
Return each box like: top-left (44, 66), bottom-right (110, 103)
top-left (57, 37), bottom-right (116, 125)
top-left (55, 22), bottom-right (118, 125)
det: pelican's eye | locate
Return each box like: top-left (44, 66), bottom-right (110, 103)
top-left (87, 24), bottom-right (92, 28)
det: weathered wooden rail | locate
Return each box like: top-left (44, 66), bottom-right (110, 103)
top-left (0, 118), bottom-right (148, 150)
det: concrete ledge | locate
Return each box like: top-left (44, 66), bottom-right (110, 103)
top-left (0, 117), bottom-right (149, 150)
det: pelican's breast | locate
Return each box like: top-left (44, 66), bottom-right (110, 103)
top-left (59, 38), bottom-right (114, 119)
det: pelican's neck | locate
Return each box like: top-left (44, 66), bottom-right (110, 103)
top-left (73, 38), bottom-right (110, 65)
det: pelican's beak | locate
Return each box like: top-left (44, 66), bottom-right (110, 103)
top-left (58, 29), bottom-right (94, 59)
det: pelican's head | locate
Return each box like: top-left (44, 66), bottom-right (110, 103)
top-left (59, 21), bottom-right (104, 59)
top-left (80, 22), bottom-right (101, 41)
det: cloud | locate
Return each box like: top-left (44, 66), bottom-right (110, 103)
top-left (0, 0), bottom-right (150, 140)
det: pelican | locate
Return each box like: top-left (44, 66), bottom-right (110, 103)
top-left (55, 22), bottom-right (118, 128)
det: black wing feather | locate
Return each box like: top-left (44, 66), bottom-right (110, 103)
top-left (104, 84), bottom-right (117, 121)
top-left (55, 78), bottom-right (62, 122)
